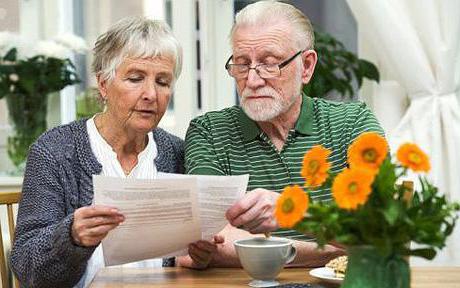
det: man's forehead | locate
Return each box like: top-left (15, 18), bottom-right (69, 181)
top-left (231, 23), bottom-right (295, 55)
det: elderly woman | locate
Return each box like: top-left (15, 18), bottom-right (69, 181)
top-left (10, 17), bottom-right (216, 288)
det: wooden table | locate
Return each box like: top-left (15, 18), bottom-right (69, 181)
top-left (90, 266), bottom-right (460, 287)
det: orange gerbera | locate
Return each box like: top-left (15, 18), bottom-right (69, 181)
top-left (396, 143), bottom-right (430, 172)
top-left (332, 168), bottom-right (375, 210)
top-left (301, 145), bottom-right (332, 187)
top-left (275, 185), bottom-right (309, 228)
top-left (348, 132), bottom-right (388, 172)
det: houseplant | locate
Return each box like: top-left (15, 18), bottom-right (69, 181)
top-left (304, 30), bottom-right (380, 99)
top-left (275, 132), bottom-right (459, 288)
top-left (0, 32), bottom-right (86, 169)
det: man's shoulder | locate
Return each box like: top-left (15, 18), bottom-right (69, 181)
top-left (312, 97), bottom-right (367, 112)
top-left (311, 97), bottom-right (371, 121)
top-left (191, 106), bottom-right (241, 127)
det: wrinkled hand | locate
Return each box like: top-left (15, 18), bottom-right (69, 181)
top-left (186, 235), bottom-right (225, 269)
top-left (225, 188), bottom-right (279, 234)
top-left (71, 205), bottom-right (125, 247)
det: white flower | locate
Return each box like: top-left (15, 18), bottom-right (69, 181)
top-left (9, 73), bottom-right (19, 82)
top-left (53, 33), bottom-right (88, 53)
top-left (0, 31), bottom-right (34, 60)
top-left (34, 41), bottom-right (70, 60)
top-left (9, 84), bottom-right (15, 92)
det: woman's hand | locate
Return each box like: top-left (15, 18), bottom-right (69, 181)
top-left (71, 205), bottom-right (125, 247)
top-left (178, 235), bottom-right (225, 269)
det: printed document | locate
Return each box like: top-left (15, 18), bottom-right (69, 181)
top-left (93, 174), bottom-right (248, 266)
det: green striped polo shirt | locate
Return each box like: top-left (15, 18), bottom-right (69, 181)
top-left (185, 94), bottom-right (384, 240)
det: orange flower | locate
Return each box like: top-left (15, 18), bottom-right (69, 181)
top-left (275, 185), bottom-right (309, 228)
top-left (301, 145), bottom-right (332, 187)
top-left (348, 132), bottom-right (388, 172)
top-left (332, 168), bottom-right (374, 210)
top-left (397, 143), bottom-right (430, 172)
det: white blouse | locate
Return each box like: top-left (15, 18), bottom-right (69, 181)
top-left (75, 116), bottom-right (162, 288)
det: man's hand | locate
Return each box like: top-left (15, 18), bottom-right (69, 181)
top-left (178, 235), bottom-right (225, 269)
top-left (226, 188), bottom-right (279, 234)
top-left (71, 206), bottom-right (125, 247)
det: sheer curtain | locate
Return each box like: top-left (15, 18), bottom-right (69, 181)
top-left (346, 0), bottom-right (460, 265)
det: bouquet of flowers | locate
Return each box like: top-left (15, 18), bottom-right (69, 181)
top-left (274, 132), bottom-right (459, 287)
top-left (0, 32), bottom-right (87, 168)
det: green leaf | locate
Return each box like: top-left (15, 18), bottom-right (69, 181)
top-left (4, 48), bottom-right (18, 61)
top-left (358, 59), bottom-right (380, 83)
top-left (409, 248), bottom-right (437, 260)
top-left (382, 201), bottom-right (400, 225)
top-left (305, 29), bottom-right (380, 99)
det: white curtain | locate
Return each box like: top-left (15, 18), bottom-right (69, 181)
top-left (346, 0), bottom-right (460, 265)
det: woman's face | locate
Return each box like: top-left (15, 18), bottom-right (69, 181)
top-left (98, 56), bottom-right (175, 134)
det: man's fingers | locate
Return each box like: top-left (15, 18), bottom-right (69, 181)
top-left (194, 240), bottom-right (218, 253)
top-left (189, 244), bottom-right (211, 266)
top-left (229, 194), bottom-right (274, 227)
top-left (213, 235), bottom-right (225, 244)
top-left (225, 190), bottom-right (262, 221)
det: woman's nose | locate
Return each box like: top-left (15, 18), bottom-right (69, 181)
top-left (142, 82), bottom-right (157, 100)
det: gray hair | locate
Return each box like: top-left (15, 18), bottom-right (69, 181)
top-left (230, 0), bottom-right (315, 50)
top-left (92, 16), bottom-right (182, 84)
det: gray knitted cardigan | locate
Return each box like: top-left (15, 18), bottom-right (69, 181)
top-left (10, 119), bottom-right (184, 288)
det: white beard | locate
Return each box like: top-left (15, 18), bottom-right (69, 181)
top-left (240, 73), bottom-right (303, 122)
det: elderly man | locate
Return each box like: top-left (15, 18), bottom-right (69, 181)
top-left (181, 0), bottom-right (384, 268)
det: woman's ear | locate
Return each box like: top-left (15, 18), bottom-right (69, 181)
top-left (96, 74), bottom-right (108, 100)
top-left (301, 50), bottom-right (318, 85)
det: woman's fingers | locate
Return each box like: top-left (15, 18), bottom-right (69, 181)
top-left (72, 206), bottom-right (125, 246)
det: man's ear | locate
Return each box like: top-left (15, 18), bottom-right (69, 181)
top-left (301, 50), bottom-right (318, 85)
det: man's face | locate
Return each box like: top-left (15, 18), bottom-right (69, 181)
top-left (231, 22), bottom-right (314, 121)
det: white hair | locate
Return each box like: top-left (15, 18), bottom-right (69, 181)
top-left (230, 0), bottom-right (315, 50)
top-left (92, 16), bottom-right (182, 85)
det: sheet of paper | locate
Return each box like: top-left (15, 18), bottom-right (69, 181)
top-left (157, 173), bottom-right (249, 239)
top-left (93, 176), bottom-right (202, 266)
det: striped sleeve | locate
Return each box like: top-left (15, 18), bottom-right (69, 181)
top-left (350, 102), bottom-right (385, 140)
top-left (185, 116), bottom-right (226, 175)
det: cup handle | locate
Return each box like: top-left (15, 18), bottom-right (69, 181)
top-left (285, 246), bottom-right (297, 264)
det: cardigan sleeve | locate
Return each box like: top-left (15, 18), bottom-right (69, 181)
top-left (10, 141), bottom-right (96, 288)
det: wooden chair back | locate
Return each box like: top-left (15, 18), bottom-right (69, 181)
top-left (0, 192), bottom-right (21, 288)
top-left (401, 181), bottom-right (413, 263)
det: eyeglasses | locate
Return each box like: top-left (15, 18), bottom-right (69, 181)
top-left (225, 50), bottom-right (304, 79)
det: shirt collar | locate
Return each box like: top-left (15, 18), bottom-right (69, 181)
top-left (238, 93), bottom-right (314, 141)
top-left (295, 93), bottom-right (314, 135)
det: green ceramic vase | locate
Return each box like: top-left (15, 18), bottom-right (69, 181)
top-left (341, 246), bottom-right (410, 288)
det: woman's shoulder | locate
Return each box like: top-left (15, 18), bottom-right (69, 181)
top-left (35, 119), bottom-right (86, 146)
top-left (32, 119), bottom-right (88, 159)
top-left (152, 127), bottom-right (184, 148)
top-left (152, 128), bottom-right (185, 173)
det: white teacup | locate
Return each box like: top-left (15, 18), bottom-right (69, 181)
top-left (234, 237), bottom-right (297, 287)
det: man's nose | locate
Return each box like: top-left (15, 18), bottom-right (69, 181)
top-left (246, 68), bottom-right (266, 90)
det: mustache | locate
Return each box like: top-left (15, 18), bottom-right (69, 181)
top-left (241, 87), bottom-right (279, 99)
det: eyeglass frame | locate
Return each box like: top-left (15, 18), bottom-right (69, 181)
top-left (224, 50), bottom-right (305, 79)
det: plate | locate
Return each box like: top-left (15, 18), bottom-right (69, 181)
top-left (309, 267), bottom-right (343, 284)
